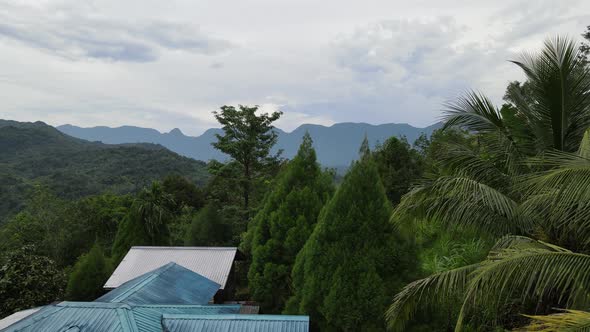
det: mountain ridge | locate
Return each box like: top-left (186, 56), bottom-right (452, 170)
top-left (57, 121), bottom-right (442, 167)
top-left (0, 119), bottom-right (209, 222)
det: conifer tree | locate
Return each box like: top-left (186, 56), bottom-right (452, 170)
top-left (247, 133), bottom-right (334, 313)
top-left (66, 244), bottom-right (112, 301)
top-left (285, 141), bottom-right (416, 330)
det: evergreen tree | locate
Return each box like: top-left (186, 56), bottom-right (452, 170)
top-left (373, 136), bottom-right (424, 205)
top-left (285, 143), bottom-right (415, 330)
top-left (185, 203), bottom-right (231, 246)
top-left (66, 244), bottom-right (112, 301)
top-left (246, 133), bottom-right (334, 313)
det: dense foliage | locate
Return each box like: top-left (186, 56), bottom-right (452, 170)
top-left (3, 30), bottom-right (590, 332)
top-left (0, 120), bottom-right (208, 223)
top-left (285, 143), bottom-right (416, 330)
top-left (373, 136), bottom-right (424, 205)
top-left (212, 105), bottom-right (283, 210)
top-left (185, 202), bottom-right (232, 246)
top-left (66, 244), bottom-right (112, 301)
top-left (0, 246), bottom-right (65, 317)
top-left (246, 133), bottom-right (334, 313)
top-left (387, 37), bottom-right (590, 331)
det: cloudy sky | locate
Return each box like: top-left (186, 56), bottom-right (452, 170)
top-left (1, 0), bottom-right (589, 135)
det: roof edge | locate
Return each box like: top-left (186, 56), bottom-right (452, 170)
top-left (162, 314), bottom-right (310, 322)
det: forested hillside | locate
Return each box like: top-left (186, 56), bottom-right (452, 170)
top-left (0, 120), bottom-right (208, 223)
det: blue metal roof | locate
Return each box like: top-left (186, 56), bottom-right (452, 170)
top-left (0, 302), bottom-right (138, 332)
top-left (161, 314), bottom-right (310, 332)
top-left (0, 303), bottom-right (242, 332)
top-left (96, 262), bottom-right (220, 305)
top-left (131, 305), bottom-right (241, 332)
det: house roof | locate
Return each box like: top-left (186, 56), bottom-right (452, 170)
top-left (0, 302), bottom-right (242, 332)
top-left (104, 247), bottom-right (237, 289)
top-left (132, 305), bottom-right (240, 332)
top-left (161, 314), bottom-right (310, 332)
top-left (0, 309), bottom-right (41, 331)
top-left (0, 302), bottom-right (138, 332)
top-left (96, 263), bottom-right (220, 305)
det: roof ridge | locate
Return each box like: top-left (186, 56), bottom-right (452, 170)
top-left (162, 314), bottom-right (310, 322)
top-left (106, 263), bottom-right (178, 302)
top-left (130, 246), bottom-right (238, 250)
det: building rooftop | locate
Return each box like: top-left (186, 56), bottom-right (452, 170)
top-left (0, 302), bottom-right (243, 332)
top-left (104, 247), bottom-right (238, 289)
top-left (96, 262), bottom-right (220, 305)
top-left (162, 314), bottom-right (310, 332)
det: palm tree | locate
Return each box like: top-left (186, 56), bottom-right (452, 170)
top-left (387, 37), bottom-right (590, 331)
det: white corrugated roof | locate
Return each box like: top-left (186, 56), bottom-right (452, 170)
top-left (0, 307), bottom-right (41, 330)
top-left (104, 247), bottom-right (237, 289)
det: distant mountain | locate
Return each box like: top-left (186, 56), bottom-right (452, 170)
top-left (58, 122), bottom-right (442, 167)
top-left (0, 120), bottom-right (209, 222)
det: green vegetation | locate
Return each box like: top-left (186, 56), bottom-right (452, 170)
top-left (247, 133), bottom-right (334, 313)
top-left (284, 141), bottom-right (416, 330)
top-left (0, 246), bottom-right (65, 317)
top-left (212, 105), bottom-right (283, 210)
top-left (66, 244), bottom-right (112, 301)
top-left (0, 120), bottom-right (208, 223)
top-left (185, 202), bottom-right (231, 246)
top-left (2, 29), bottom-right (590, 332)
top-left (112, 183), bottom-right (175, 262)
top-left (387, 37), bottom-right (590, 331)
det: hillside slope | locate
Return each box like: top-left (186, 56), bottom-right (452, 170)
top-left (58, 122), bottom-right (441, 167)
top-left (0, 120), bottom-right (208, 222)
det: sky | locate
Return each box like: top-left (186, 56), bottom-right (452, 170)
top-left (0, 0), bottom-right (589, 135)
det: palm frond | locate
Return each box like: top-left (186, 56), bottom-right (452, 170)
top-left (511, 37), bottom-right (590, 152)
top-left (393, 175), bottom-right (524, 235)
top-left (443, 91), bottom-right (507, 134)
top-left (385, 264), bottom-right (478, 332)
top-left (517, 309), bottom-right (590, 332)
top-left (455, 248), bottom-right (590, 330)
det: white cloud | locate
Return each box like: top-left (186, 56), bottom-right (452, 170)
top-left (0, 2), bottom-right (232, 62)
top-left (0, 0), bottom-right (589, 135)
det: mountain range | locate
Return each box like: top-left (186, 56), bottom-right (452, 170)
top-left (58, 122), bottom-right (442, 167)
top-left (0, 120), bottom-right (208, 222)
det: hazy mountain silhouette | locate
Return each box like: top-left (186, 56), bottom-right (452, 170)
top-left (58, 122), bottom-right (442, 167)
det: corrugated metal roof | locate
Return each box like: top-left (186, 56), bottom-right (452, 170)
top-left (0, 303), bottom-right (243, 332)
top-left (96, 263), bottom-right (220, 305)
top-left (105, 247), bottom-right (237, 289)
top-left (161, 314), bottom-right (310, 332)
top-left (132, 305), bottom-right (240, 332)
top-left (0, 302), bottom-right (138, 332)
top-left (0, 308), bottom-right (41, 330)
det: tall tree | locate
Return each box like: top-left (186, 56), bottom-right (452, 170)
top-left (0, 246), bottom-right (65, 317)
top-left (66, 244), bottom-right (112, 301)
top-left (212, 105), bottom-right (282, 210)
top-left (285, 143), bottom-right (415, 330)
top-left (111, 182), bottom-right (174, 262)
top-left (373, 136), bottom-right (424, 205)
top-left (247, 133), bottom-right (334, 313)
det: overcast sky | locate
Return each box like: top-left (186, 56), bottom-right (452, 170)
top-left (1, 0), bottom-right (589, 135)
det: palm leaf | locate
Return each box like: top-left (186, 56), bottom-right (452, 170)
top-left (385, 264), bottom-right (478, 332)
top-left (517, 309), bottom-right (590, 331)
top-left (455, 248), bottom-right (590, 331)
